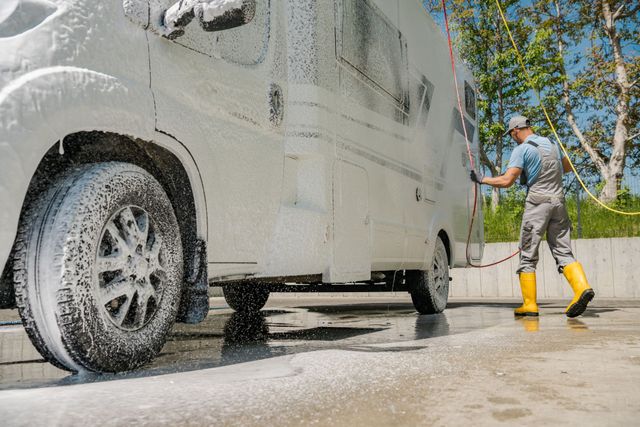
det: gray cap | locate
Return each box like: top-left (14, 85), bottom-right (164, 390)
top-left (504, 116), bottom-right (531, 136)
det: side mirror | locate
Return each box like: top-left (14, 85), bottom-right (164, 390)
top-left (197, 0), bottom-right (256, 32)
top-left (164, 0), bottom-right (256, 40)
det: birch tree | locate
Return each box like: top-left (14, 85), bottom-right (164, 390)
top-left (531, 0), bottom-right (639, 202)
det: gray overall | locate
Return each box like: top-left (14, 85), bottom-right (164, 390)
top-left (517, 140), bottom-right (576, 273)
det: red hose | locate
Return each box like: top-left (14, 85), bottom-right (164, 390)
top-left (440, 0), bottom-right (520, 268)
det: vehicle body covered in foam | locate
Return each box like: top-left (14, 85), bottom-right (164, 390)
top-left (0, 0), bottom-right (483, 308)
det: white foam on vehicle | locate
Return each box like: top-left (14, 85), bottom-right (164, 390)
top-left (199, 0), bottom-right (244, 21)
top-left (0, 0), bottom-right (19, 23)
top-left (165, 0), bottom-right (244, 31)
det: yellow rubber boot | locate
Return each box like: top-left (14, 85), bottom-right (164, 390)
top-left (563, 262), bottom-right (595, 318)
top-left (515, 272), bottom-right (539, 317)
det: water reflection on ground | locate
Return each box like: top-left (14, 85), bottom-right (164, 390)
top-left (0, 301), bottom-right (519, 390)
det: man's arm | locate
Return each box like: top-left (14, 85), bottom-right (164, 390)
top-left (481, 167), bottom-right (522, 188)
top-left (562, 156), bottom-right (572, 174)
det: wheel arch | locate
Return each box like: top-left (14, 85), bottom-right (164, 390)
top-left (425, 210), bottom-right (456, 269)
top-left (0, 67), bottom-right (156, 275)
top-left (1, 68), bottom-right (209, 319)
top-left (2, 131), bottom-right (210, 321)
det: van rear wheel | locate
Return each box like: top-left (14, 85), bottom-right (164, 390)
top-left (223, 285), bottom-right (270, 312)
top-left (13, 163), bottom-right (183, 373)
top-left (407, 236), bottom-right (450, 314)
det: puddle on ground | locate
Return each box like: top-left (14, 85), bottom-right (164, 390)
top-left (0, 302), bottom-right (518, 390)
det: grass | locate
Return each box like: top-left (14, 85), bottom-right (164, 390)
top-left (483, 190), bottom-right (640, 243)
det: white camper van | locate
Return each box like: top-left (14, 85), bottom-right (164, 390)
top-left (0, 0), bottom-right (483, 373)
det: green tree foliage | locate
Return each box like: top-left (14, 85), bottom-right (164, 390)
top-left (428, 1), bottom-right (639, 204)
top-left (527, 0), bottom-right (640, 203)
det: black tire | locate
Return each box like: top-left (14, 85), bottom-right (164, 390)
top-left (223, 285), bottom-right (270, 312)
top-left (13, 162), bottom-right (183, 373)
top-left (408, 236), bottom-right (450, 314)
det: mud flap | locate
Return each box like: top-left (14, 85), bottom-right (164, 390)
top-left (0, 257), bottom-right (16, 309)
top-left (176, 239), bottom-right (209, 324)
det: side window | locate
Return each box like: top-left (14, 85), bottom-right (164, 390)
top-left (409, 74), bottom-right (435, 128)
top-left (174, 0), bottom-right (270, 65)
top-left (339, 0), bottom-right (408, 107)
top-left (464, 81), bottom-right (476, 120)
top-left (418, 75), bottom-right (435, 126)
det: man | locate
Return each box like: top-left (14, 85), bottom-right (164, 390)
top-left (470, 116), bottom-right (595, 318)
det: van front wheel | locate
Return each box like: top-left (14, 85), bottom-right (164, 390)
top-left (407, 237), bottom-right (450, 314)
top-left (13, 163), bottom-right (183, 373)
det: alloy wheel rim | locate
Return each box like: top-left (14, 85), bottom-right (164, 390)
top-left (430, 245), bottom-right (449, 304)
top-left (95, 206), bottom-right (167, 331)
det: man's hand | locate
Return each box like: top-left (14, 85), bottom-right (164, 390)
top-left (470, 170), bottom-right (483, 184)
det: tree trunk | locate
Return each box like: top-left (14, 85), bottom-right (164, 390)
top-left (552, 0), bottom-right (632, 204)
top-left (489, 16), bottom-right (506, 211)
top-left (599, 0), bottom-right (631, 203)
top-left (491, 187), bottom-right (501, 211)
top-left (600, 169), bottom-right (622, 203)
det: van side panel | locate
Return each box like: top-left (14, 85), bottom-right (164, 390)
top-left (202, 0), bottom-right (481, 280)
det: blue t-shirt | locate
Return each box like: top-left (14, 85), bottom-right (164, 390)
top-left (507, 134), bottom-right (563, 186)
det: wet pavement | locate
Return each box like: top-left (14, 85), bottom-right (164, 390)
top-left (1, 296), bottom-right (639, 426)
top-left (0, 297), bottom-right (516, 390)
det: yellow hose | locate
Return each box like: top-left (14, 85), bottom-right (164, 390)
top-left (494, 0), bottom-right (640, 216)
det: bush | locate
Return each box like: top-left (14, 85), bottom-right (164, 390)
top-left (483, 190), bottom-right (640, 243)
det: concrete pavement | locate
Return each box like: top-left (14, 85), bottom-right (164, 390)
top-left (0, 297), bottom-right (639, 426)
